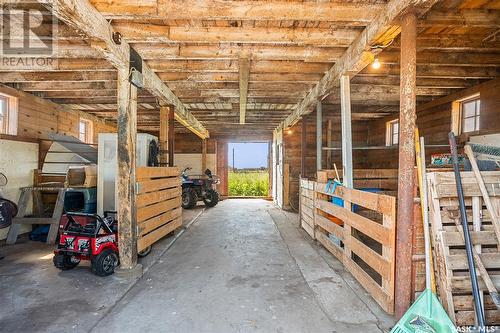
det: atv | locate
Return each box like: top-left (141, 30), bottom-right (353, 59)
top-left (181, 167), bottom-right (220, 209)
top-left (54, 212), bottom-right (151, 276)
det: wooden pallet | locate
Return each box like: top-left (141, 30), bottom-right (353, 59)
top-left (427, 171), bottom-right (500, 326)
top-left (136, 167), bottom-right (182, 252)
top-left (313, 181), bottom-right (397, 314)
top-left (299, 178), bottom-right (315, 239)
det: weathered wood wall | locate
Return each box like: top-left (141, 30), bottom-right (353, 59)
top-left (365, 79), bottom-right (500, 168)
top-left (0, 84), bottom-right (116, 170)
top-left (283, 109), bottom-right (369, 209)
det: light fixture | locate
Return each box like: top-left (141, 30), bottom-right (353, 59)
top-left (287, 129), bottom-right (293, 135)
top-left (372, 57), bottom-right (381, 70)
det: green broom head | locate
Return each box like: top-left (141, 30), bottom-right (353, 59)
top-left (390, 289), bottom-right (457, 333)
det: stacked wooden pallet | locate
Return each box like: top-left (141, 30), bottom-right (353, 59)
top-left (136, 167), bottom-right (182, 252)
top-left (299, 178), bottom-right (315, 239)
top-left (428, 171), bottom-right (500, 326)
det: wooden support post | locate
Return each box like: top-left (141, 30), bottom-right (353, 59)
top-left (239, 57), bottom-right (250, 124)
top-left (168, 106), bottom-right (175, 167)
top-left (116, 67), bottom-right (140, 275)
top-left (301, 116), bottom-right (307, 177)
top-left (268, 141), bottom-right (272, 197)
top-left (340, 75), bottom-right (353, 188)
top-left (159, 106), bottom-right (169, 166)
top-left (327, 119), bottom-right (332, 169)
top-left (316, 101), bottom-right (323, 171)
top-left (395, 12), bottom-right (417, 319)
top-left (201, 139), bottom-right (207, 171)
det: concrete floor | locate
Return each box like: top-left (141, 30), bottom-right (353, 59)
top-left (0, 199), bottom-right (395, 333)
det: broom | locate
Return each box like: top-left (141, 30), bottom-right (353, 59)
top-left (390, 130), bottom-right (456, 333)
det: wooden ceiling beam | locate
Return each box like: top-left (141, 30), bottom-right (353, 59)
top-left (280, 0), bottom-right (438, 129)
top-left (112, 23), bottom-right (359, 46)
top-left (147, 59), bottom-right (332, 74)
top-left (43, 0), bottom-right (209, 139)
top-left (90, 0), bottom-right (382, 23)
top-left (422, 9), bottom-right (500, 27)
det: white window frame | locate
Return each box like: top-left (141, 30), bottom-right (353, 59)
top-left (0, 92), bottom-right (18, 136)
top-left (79, 118), bottom-right (93, 144)
top-left (385, 119), bottom-right (399, 146)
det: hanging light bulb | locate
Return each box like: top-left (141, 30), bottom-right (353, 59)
top-left (372, 57), bottom-right (381, 70)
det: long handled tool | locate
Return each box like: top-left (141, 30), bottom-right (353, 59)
top-left (448, 132), bottom-right (486, 331)
top-left (390, 131), bottom-right (456, 333)
top-left (416, 132), bottom-right (436, 294)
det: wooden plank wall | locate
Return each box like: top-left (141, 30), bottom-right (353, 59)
top-left (283, 111), bottom-right (369, 209)
top-left (174, 132), bottom-right (216, 154)
top-left (216, 141), bottom-right (229, 197)
top-left (365, 79), bottom-right (500, 168)
top-left (0, 84), bottom-right (117, 170)
top-left (136, 167), bottom-right (182, 252)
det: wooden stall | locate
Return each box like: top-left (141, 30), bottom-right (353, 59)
top-left (299, 178), bottom-right (315, 239)
top-left (299, 170), bottom-right (397, 314)
top-left (428, 171), bottom-right (500, 326)
top-left (135, 167), bottom-right (182, 252)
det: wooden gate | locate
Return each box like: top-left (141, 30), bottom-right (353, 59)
top-left (303, 179), bottom-right (397, 314)
top-left (136, 167), bottom-right (182, 252)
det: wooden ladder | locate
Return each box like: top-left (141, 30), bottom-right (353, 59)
top-left (6, 187), bottom-right (66, 245)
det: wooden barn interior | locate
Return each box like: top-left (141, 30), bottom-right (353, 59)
top-left (0, 0), bottom-right (499, 331)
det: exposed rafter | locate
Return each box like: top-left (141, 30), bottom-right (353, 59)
top-left (278, 0), bottom-right (438, 130)
top-left (42, 0), bottom-right (209, 139)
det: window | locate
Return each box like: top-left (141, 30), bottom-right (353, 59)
top-left (79, 118), bottom-right (93, 144)
top-left (386, 119), bottom-right (399, 146)
top-left (461, 97), bottom-right (480, 133)
top-left (0, 93), bottom-right (18, 135)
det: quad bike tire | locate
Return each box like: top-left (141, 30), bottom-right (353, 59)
top-left (91, 248), bottom-right (119, 277)
top-left (182, 188), bottom-right (198, 209)
top-left (138, 246), bottom-right (152, 258)
top-left (53, 254), bottom-right (79, 270)
top-left (203, 189), bottom-right (219, 208)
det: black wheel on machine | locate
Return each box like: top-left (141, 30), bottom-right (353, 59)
top-left (138, 246), bottom-right (152, 257)
top-left (53, 254), bottom-right (80, 270)
top-left (91, 249), bottom-right (119, 277)
top-left (182, 188), bottom-right (198, 209)
top-left (203, 189), bottom-right (219, 208)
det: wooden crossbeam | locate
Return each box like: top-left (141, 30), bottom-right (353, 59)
top-left (43, 0), bottom-right (209, 139)
top-left (278, 0), bottom-right (438, 130)
top-left (91, 0), bottom-right (383, 23)
top-left (239, 57), bottom-right (250, 124)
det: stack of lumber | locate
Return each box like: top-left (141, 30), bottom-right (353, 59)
top-left (136, 167), bottom-right (182, 252)
top-left (427, 171), bottom-right (500, 326)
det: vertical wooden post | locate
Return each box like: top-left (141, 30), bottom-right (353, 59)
top-left (168, 106), bottom-right (175, 167)
top-left (316, 101), bottom-right (322, 171)
top-left (116, 67), bottom-right (140, 274)
top-left (340, 75), bottom-right (353, 188)
top-left (395, 12), bottom-right (417, 319)
top-left (301, 116), bottom-right (307, 177)
top-left (159, 106), bottom-right (169, 166)
top-left (201, 139), bottom-right (207, 171)
top-left (327, 119), bottom-right (332, 169)
top-left (268, 141), bottom-right (272, 197)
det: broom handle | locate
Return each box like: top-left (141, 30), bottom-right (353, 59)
top-left (419, 136), bottom-right (436, 293)
top-left (449, 132), bottom-right (486, 330)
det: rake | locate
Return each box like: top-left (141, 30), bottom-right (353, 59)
top-left (390, 131), bottom-right (456, 333)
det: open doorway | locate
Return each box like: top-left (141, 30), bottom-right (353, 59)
top-left (227, 142), bottom-right (270, 197)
